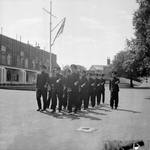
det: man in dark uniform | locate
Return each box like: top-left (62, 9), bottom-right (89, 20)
top-left (109, 71), bottom-right (120, 109)
top-left (49, 68), bottom-right (58, 113)
top-left (96, 74), bottom-right (105, 105)
top-left (78, 70), bottom-right (88, 110)
top-left (47, 78), bottom-right (52, 109)
top-left (67, 64), bottom-right (80, 113)
top-left (62, 68), bottom-right (71, 110)
top-left (84, 72), bottom-right (91, 109)
top-left (55, 67), bottom-right (64, 112)
top-left (49, 67), bottom-right (64, 113)
top-left (89, 73), bottom-right (96, 108)
top-left (36, 65), bottom-right (49, 111)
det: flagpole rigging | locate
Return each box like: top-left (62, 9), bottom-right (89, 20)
top-left (43, 1), bottom-right (66, 76)
top-left (49, 0), bottom-right (52, 76)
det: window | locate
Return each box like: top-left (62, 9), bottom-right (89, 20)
top-left (7, 54), bottom-right (11, 65)
top-left (1, 45), bottom-right (6, 65)
top-left (7, 70), bottom-right (11, 81)
top-left (1, 45), bottom-right (6, 52)
top-left (32, 60), bottom-right (36, 69)
top-left (25, 58), bottom-right (28, 68)
top-left (20, 51), bottom-right (24, 57)
top-left (17, 55), bottom-right (20, 67)
top-left (20, 51), bottom-right (24, 67)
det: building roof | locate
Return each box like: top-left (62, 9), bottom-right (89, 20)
top-left (89, 65), bottom-right (106, 71)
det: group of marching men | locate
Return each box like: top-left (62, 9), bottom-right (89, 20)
top-left (36, 64), bottom-right (120, 114)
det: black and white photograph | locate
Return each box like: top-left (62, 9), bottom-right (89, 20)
top-left (0, 0), bottom-right (150, 150)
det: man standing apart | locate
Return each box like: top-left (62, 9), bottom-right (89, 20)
top-left (36, 65), bottom-right (49, 112)
top-left (109, 71), bottom-right (120, 109)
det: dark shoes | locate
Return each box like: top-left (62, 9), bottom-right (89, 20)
top-left (51, 110), bottom-right (56, 113)
top-left (41, 109), bottom-right (46, 112)
top-left (37, 109), bottom-right (41, 111)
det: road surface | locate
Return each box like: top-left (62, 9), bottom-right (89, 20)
top-left (0, 87), bottom-right (150, 150)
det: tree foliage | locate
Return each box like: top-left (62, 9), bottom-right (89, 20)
top-left (133, 0), bottom-right (150, 74)
top-left (112, 0), bottom-right (150, 87)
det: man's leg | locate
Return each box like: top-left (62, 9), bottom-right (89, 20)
top-left (47, 90), bottom-right (52, 108)
top-left (110, 92), bottom-right (114, 109)
top-left (78, 91), bottom-right (83, 110)
top-left (36, 89), bottom-right (42, 111)
top-left (51, 91), bottom-right (57, 112)
top-left (91, 91), bottom-right (96, 107)
top-left (97, 90), bottom-right (101, 105)
top-left (67, 91), bottom-right (73, 113)
top-left (58, 91), bottom-right (63, 112)
top-left (41, 89), bottom-right (47, 110)
top-left (74, 91), bottom-right (79, 113)
top-left (102, 90), bottom-right (105, 103)
top-left (62, 90), bottom-right (67, 109)
top-left (115, 92), bottom-right (119, 109)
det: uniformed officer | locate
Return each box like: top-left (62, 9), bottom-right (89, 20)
top-left (67, 64), bottom-right (80, 113)
top-left (36, 65), bottom-right (49, 111)
top-left (84, 72), bottom-right (91, 109)
top-left (46, 86), bottom-right (52, 109)
top-left (96, 74), bottom-right (105, 105)
top-left (89, 73), bottom-right (96, 108)
top-left (109, 71), bottom-right (120, 109)
top-left (55, 67), bottom-right (64, 112)
top-left (62, 68), bottom-right (71, 110)
top-left (49, 67), bottom-right (64, 113)
top-left (78, 70), bottom-right (87, 110)
top-left (49, 68), bottom-right (58, 113)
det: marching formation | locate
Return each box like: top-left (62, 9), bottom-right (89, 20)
top-left (36, 64), bottom-right (120, 114)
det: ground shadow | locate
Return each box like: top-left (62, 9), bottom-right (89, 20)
top-left (133, 87), bottom-right (150, 89)
top-left (78, 113), bottom-right (102, 121)
top-left (116, 108), bottom-right (141, 114)
top-left (87, 109), bottom-right (107, 116)
top-left (41, 110), bottom-right (102, 121)
top-left (41, 110), bottom-right (81, 120)
top-left (144, 97), bottom-right (150, 100)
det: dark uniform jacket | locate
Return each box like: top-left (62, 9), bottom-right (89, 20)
top-left (96, 78), bottom-right (105, 91)
top-left (55, 73), bottom-right (64, 93)
top-left (36, 72), bottom-right (49, 90)
top-left (89, 78), bottom-right (96, 92)
top-left (49, 76), bottom-right (57, 92)
top-left (49, 74), bottom-right (64, 92)
top-left (79, 76), bottom-right (88, 93)
top-left (109, 77), bottom-right (120, 92)
top-left (66, 73), bottom-right (79, 92)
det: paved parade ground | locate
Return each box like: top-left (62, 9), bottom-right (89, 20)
top-left (0, 87), bottom-right (150, 150)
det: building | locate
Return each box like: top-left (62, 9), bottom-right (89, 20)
top-left (89, 65), bottom-right (105, 74)
top-left (89, 58), bottom-right (112, 78)
top-left (0, 34), bottom-right (58, 85)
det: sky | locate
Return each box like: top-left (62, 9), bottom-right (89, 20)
top-left (0, 0), bottom-right (138, 69)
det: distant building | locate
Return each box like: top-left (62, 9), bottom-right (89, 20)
top-left (0, 34), bottom-right (59, 84)
top-left (76, 65), bottom-right (87, 72)
top-left (89, 65), bottom-right (105, 74)
top-left (89, 58), bottom-right (112, 78)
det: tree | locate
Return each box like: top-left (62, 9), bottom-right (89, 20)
top-left (133, 0), bottom-right (150, 76)
top-left (112, 50), bottom-right (127, 77)
top-left (112, 39), bottom-right (141, 87)
top-left (111, 0), bottom-right (150, 87)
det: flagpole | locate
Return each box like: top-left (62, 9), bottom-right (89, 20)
top-left (49, 0), bottom-right (52, 76)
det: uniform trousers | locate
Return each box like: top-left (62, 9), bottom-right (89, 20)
top-left (110, 91), bottom-right (119, 108)
top-left (36, 88), bottom-right (47, 110)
